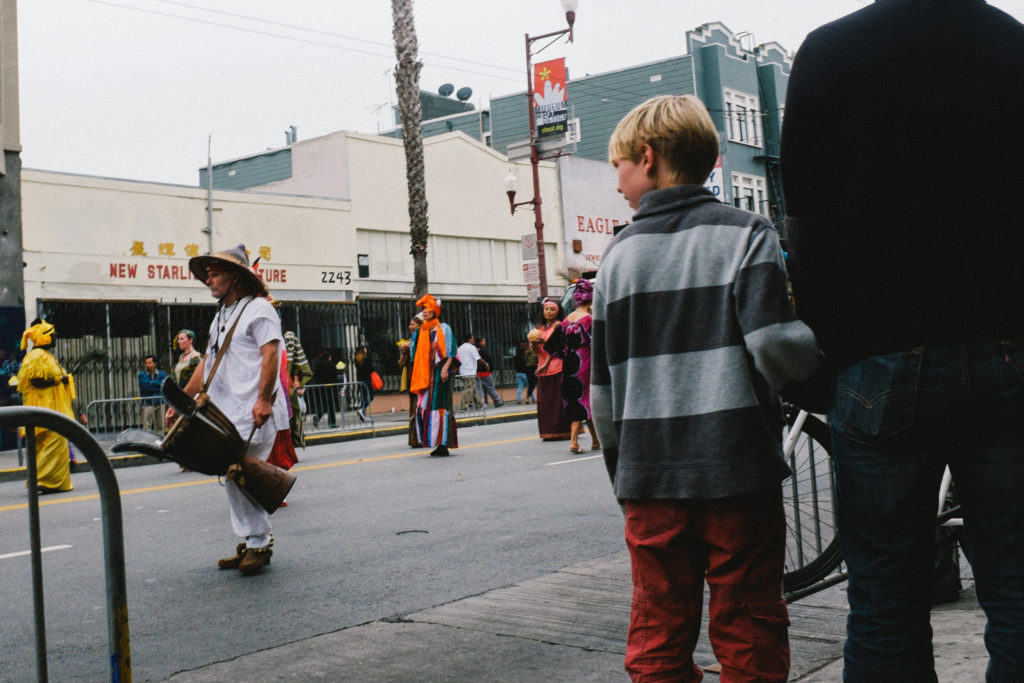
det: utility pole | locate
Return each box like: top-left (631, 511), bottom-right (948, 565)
top-left (203, 134), bottom-right (214, 254)
top-left (0, 0), bottom-right (25, 449)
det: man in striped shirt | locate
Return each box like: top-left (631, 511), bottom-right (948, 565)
top-left (593, 95), bottom-right (819, 682)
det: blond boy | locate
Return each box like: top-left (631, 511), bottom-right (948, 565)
top-left (591, 95), bottom-right (819, 682)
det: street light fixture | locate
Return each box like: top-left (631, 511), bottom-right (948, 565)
top-left (505, 0), bottom-right (577, 299)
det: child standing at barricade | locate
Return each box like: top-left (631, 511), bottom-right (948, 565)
top-left (591, 95), bottom-right (820, 682)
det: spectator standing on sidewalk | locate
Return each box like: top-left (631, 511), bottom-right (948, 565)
top-left (592, 95), bottom-right (819, 682)
top-left (172, 330), bottom-right (202, 388)
top-left (513, 340), bottom-right (530, 404)
top-left (475, 336), bottom-right (504, 407)
top-left (137, 355), bottom-right (167, 433)
top-left (352, 346), bottom-right (374, 422)
top-left (311, 350), bottom-right (338, 429)
top-left (523, 338), bottom-right (538, 403)
top-left (782, 2), bottom-right (1024, 680)
top-left (455, 333), bottom-right (482, 410)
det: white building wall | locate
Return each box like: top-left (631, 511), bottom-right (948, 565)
top-left (19, 128), bottom-right (571, 317)
top-left (242, 130), bottom-right (567, 300)
top-left (259, 130), bottom-right (351, 199)
top-left (20, 170), bottom-right (355, 315)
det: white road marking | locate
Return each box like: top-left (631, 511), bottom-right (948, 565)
top-left (0, 544), bottom-right (74, 560)
top-left (547, 454), bottom-right (603, 466)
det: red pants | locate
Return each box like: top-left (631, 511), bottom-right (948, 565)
top-left (624, 489), bottom-right (790, 683)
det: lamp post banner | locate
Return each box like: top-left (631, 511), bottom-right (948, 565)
top-left (533, 58), bottom-right (568, 139)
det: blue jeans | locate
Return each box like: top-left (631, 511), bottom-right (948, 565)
top-left (515, 372), bottom-right (529, 401)
top-left (830, 342), bottom-right (1024, 682)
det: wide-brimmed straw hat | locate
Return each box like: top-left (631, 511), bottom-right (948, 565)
top-left (189, 244), bottom-right (268, 297)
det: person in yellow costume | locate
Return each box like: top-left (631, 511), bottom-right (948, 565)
top-left (16, 319), bottom-right (75, 494)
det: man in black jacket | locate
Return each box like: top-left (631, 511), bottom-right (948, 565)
top-left (782, 2), bottom-right (1024, 680)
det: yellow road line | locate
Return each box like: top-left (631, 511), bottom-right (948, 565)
top-left (0, 435), bottom-right (536, 513)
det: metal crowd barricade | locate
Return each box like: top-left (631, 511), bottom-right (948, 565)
top-left (0, 406), bottom-right (131, 682)
top-left (85, 396), bottom-right (164, 440)
top-left (452, 375), bottom-right (487, 421)
top-left (301, 382), bottom-right (375, 435)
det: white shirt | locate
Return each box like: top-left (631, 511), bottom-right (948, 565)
top-left (456, 342), bottom-right (481, 377)
top-left (203, 296), bottom-right (288, 443)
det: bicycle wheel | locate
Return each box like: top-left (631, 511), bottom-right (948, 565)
top-left (782, 412), bottom-right (843, 592)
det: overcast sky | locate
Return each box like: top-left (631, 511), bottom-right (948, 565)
top-left (16, 0), bottom-right (1024, 186)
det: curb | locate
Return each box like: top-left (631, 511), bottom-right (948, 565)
top-left (0, 409), bottom-right (538, 484)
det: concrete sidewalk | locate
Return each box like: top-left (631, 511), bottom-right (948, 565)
top-left (168, 551), bottom-right (987, 681)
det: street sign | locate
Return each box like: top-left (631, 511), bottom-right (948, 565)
top-left (522, 262), bottom-right (540, 284)
top-left (526, 283), bottom-right (541, 303)
top-left (521, 234), bottom-right (538, 261)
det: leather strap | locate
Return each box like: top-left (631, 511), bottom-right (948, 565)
top-left (203, 296), bottom-right (254, 393)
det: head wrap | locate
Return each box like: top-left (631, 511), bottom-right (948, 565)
top-left (572, 279), bottom-right (594, 305)
top-left (410, 294), bottom-right (447, 393)
top-left (21, 320), bottom-right (55, 350)
top-left (416, 293), bottom-right (441, 316)
top-left (284, 331), bottom-right (308, 366)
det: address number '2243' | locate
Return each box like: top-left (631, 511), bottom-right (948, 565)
top-left (321, 271), bottom-right (352, 285)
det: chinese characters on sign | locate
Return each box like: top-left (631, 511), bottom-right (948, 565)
top-left (109, 242), bottom-right (289, 283)
top-left (533, 58), bottom-right (568, 139)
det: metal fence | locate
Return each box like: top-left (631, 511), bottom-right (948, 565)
top-left (85, 396), bottom-right (163, 440)
top-left (32, 297), bottom-right (536, 423)
top-left (301, 382), bottom-right (374, 434)
top-left (0, 406), bottom-right (131, 681)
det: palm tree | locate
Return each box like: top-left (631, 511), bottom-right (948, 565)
top-left (391, 0), bottom-right (429, 299)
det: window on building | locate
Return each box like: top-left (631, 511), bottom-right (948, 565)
top-left (732, 173), bottom-right (768, 216)
top-left (723, 89), bottom-right (763, 147)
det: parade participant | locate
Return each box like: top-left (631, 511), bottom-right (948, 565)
top-left (170, 244), bottom-right (289, 575)
top-left (542, 279), bottom-right (599, 453)
top-left (530, 298), bottom-right (570, 441)
top-left (172, 329), bottom-right (202, 387)
top-left (284, 330), bottom-right (312, 448)
top-left (409, 294), bottom-right (457, 457)
top-left (593, 95), bottom-right (819, 681)
top-left (16, 319), bottom-right (75, 494)
top-left (137, 355), bottom-right (167, 433)
top-left (782, 2), bottom-right (1024, 678)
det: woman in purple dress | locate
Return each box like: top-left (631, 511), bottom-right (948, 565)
top-left (542, 279), bottom-right (601, 454)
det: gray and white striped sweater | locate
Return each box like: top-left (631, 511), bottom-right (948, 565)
top-left (592, 185), bottom-right (819, 500)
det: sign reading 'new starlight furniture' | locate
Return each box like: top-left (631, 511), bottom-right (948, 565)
top-left (533, 58), bottom-right (568, 139)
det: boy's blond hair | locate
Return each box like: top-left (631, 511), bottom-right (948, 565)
top-left (608, 95), bottom-right (720, 185)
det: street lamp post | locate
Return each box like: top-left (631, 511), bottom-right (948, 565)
top-left (505, 0), bottom-right (577, 300)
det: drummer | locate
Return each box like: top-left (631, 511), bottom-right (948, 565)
top-left (168, 244), bottom-right (288, 576)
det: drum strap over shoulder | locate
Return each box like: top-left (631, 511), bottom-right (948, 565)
top-left (203, 297), bottom-right (255, 394)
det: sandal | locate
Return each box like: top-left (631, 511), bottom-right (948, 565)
top-left (569, 445), bottom-right (585, 454)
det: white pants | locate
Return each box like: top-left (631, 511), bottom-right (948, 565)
top-left (225, 420), bottom-right (275, 549)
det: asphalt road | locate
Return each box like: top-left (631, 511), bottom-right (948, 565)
top-left (0, 420), bottom-right (624, 681)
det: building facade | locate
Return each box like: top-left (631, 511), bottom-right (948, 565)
top-left (11, 20), bottom-right (794, 420)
